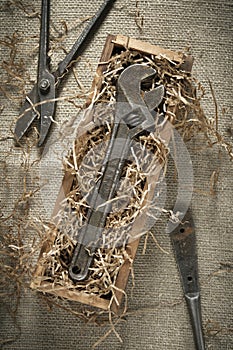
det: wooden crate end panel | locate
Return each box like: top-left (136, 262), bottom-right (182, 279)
top-left (33, 282), bottom-right (110, 311)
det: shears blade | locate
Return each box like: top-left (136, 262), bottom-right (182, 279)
top-left (37, 94), bottom-right (56, 146)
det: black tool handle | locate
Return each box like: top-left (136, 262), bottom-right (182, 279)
top-left (185, 293), bottom-right (206, 350)
top-left (54, 0), bottom-right (116, 80)
top-left (38, 0), bottom-right (50, 78)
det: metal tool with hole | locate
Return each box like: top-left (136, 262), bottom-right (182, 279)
top-left (14, 0), bottom-right (116, 146)
top-left (69, 64), bottom-right (164, 282)
top-left (170, 209), bottom-right (206, 350)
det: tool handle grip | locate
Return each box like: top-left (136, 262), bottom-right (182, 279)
top-left (69, 122), bottom-right (130, 282)
top-left (54, 0), bottom-right (116, 80)
top-left (38, 0), bottom-right (50, 78)
top-left (185, 293), bottom-right (206, 350)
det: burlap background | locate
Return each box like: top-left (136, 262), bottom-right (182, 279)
top-left (0, 1), bottom-right (232, 349)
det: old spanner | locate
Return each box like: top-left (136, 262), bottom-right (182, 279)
top-left (69, 64), bottom-right (164, 282)
top-left (170, 209), bottom-right (206, 350)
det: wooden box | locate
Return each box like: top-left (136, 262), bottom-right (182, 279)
top-left (31, 35), bottom-right (193, 313)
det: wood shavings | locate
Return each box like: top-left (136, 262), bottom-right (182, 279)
top-left (0, 31), bottom-right (29, 104)
top-left (1, 0), bottom-right (40, 18)
top-left (135, 0), bottom-right (144, 33)
top-left (205, 319), bottom-right (233, 337)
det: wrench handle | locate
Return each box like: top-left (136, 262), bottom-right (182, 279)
top-left (69, 122), bottom-right (131, 281)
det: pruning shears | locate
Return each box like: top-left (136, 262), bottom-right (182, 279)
top-left (14, 0), bottom-right (116, 146)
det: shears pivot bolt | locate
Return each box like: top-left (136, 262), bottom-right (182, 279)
top-left (39, 79), bottom-right (50, 93)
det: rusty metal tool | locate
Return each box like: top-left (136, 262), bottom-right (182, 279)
top-left (170, 209), bottom-right (205, 350)
top-left (14, 0), bottom-right (116, 146)
top-left (69, 63), bottom-right (164, 282)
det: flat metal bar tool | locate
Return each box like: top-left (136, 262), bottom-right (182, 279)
top-left (69, 64), bottom-right (164, 282)
top-left (170, 209), bottom-right (205, 350)
top-left (14, 0), bottom-right (116, 146)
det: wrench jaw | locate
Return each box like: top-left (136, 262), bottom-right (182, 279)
top-left (117, 64), bottom-right (157, 104)
top-left (144, 85), bottom-right (165, 111)
top-left (116, 64), bottom-right (165, 139)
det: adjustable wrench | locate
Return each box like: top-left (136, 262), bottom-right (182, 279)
top-left (69, 64), bottom-right (164, 282)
